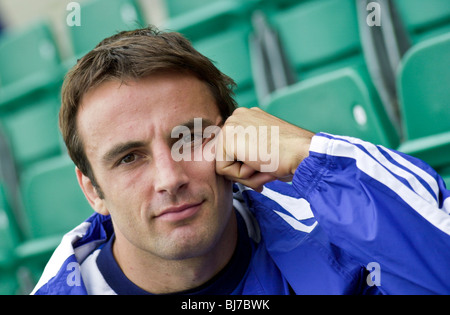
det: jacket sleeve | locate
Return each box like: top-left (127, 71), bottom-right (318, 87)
top-left (292, 133), bottom-right (450, 295)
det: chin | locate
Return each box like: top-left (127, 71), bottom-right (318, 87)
top-left (157, 221), bottom-right (223, 261)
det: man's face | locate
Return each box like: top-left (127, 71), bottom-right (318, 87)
top-left (76, 73), bottom-right (234, 261)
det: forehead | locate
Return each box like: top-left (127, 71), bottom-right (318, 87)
top-left (81, 73), bottom-right (218, 116)
top-left (77, 73), bottom-right (221, 156)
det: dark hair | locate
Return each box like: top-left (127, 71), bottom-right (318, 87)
top-left (60, 26), bottom-right (237, 197)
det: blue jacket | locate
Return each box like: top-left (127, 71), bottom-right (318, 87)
top-left (32, 133), bottom-right (450, 295)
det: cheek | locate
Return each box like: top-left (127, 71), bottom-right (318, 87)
top-left (186, 159), bottom-right (222, 187)
top-left (98, 169), bottom-right (149, 219)
top-left (184, 158), bottom-right (233, 201)
top-left (198, 160), bottom-right (233, 201)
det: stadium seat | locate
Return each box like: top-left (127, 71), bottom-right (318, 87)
top-left (393, 0), bottom-right (450, 43)
top-left (11, 154), bottom-right (93, 290)
top-left (0, 125), bottom-right (21, 220)
top-left (20, 155), bottom-right (93, 240)
top-left (67, 0), bottom-right (145, 61)
top-left (0, 267), bottom-right (18, 295)
top-left (193, 22), bottom-right (257, 108)
top-left (165, 0), bottom-right (228, 18)
top-left (0, 21), bottom-right (63, 107)
top-left (258, 0), bottom-right (309, 10)
top-left (397, 33), bottom-right (450, 169)
top-left (265, 67), bottom-right (400, 149)
top-left (268, 0), bottom-right (364, 80)
top-left (0, 21), bottom-right (64, 176)
top-left (0, 180), bottom-right (71, 294)
top-left (261, 0), bottom-right (403, 142)
top-left (0, 183), bottom-right (20, 294)
top-left (443, 173), bottom-right (450, 189)
top-left (163, 0), bottom-right (259, 107)
top-left (356, 0), bottom-right (411, 137)
top-left (163, 0), bottom-right (257, 42)
top-left (167, 2), bottom-right (259, 109)
top-left (0, 93), bottom-right (63, 174)
top-left (163, 0), bottom-right (259, 108)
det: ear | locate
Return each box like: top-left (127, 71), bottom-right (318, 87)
top-left (75, 167), bottom-right (110, 216)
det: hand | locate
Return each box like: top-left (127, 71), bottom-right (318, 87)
top-left (215, 107), bottom-right (314, 192)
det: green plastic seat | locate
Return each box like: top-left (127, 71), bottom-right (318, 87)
top-left (262, 0), bottom-right (403, 141)
top-left (0, 22), bottom-right (64, 175)
top-left (0, 182), bottom-right (20, 266)
top-left (394, 0), bottom-right (450, 43)
top-left (443, 174), bottom-right (450, 189)
top-left (265, 67), bottom-right (399, 149)
top-left (162, 1), bottom-right (259, 108)
top-left (194, 23), bottom-right (257, 108)
top-left (0, 93), bottom-right (62, 173)
top-left (0, 271), bottom-right (19, 295)
top-left (167, 1), bottom-right (257, 109)
top-left (20, 155), bottom-right (93, 240)
top-left (0, 183), bottom-right (21, 294)
top-left (258, 0), bottom-right (309, 10)
top-left (397, 33), bottom-right (450, 168)
top-left (0, 21), bottom-right (62, 107)
top-left (269, 0), bottom-right (364, 79)
top-left (0, 179), bottom-right (77, 294)
top-left (164, 0), bottom-right (258, 107)
top-left (165, 0), bottom-right (226, 17)
top-left (68, 0), bottom-right (145, 60)
top-left (0, 184), bottom-right (20, 267)
top-left (163, 0), bottom-right (258, 41)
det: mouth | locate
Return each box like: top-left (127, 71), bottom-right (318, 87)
top-left (155, 201), bottom-right (204, 222)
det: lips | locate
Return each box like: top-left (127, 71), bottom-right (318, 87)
top-left (155, 201), bottom-right (204, 222)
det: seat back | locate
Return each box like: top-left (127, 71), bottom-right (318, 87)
top-left (270, 0), bottom-right (363, 78)
top-left (0, 22), bottom-right (60, 88)
top-left (68, 0), bottom-right (145, 59)
top-left (394, 0), bottom-right (450, 42)
top-left (20, 156), bottom-right (93, 239)
top-left (193, 22), bottom-right (257, 108)
top-left (397, 33), bottom-right (450, 141)
top-left (0, 183), bottom-right (20, 268)
top-left (265, 68), bottom-right (399, 148)
top-left (165, 0), bottom-right (225, 17)
top-left (0, 182), bottom-right (21, 295)
top-left (443, 174), bottom-right (450, 189)
top-left (0, 93), bottom-right (62, 173)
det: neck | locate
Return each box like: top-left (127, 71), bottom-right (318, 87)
top-left (112, 212), bottom-right (238, 294)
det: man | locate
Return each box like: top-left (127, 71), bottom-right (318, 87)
top-left (32, 27), bottom-right (450, 295)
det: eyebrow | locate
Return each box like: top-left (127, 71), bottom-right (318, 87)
top-left (102, 141), bottom-right (147, 166)
top-left (101, 118), bottom-right (222, 166)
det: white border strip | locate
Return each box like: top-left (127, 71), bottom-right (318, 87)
top-left (310, 135), bottom-right (450, 236)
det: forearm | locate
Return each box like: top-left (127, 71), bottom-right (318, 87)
top-left (293, 133), bottom-right (450, 294)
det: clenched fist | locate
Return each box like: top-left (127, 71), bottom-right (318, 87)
top-left (215, 107), bottom-right (314, 192)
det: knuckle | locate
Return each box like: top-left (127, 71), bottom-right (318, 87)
top-left (232, 107), bottom-right (248, 116)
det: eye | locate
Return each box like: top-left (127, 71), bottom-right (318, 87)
top-left (120, 153), bottom-right (137, 165)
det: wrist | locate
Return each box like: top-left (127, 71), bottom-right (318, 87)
top-left (289, 134), bottom-right (313, 175)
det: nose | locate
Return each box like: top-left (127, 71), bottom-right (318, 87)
top-left (153, 145), bottom-right (189, 195)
